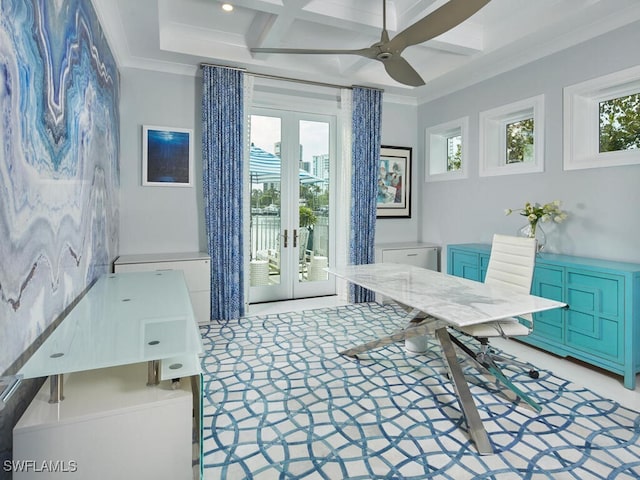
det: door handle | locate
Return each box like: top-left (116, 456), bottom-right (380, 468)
top-left (283, 229), bottom-right (288, 248)
top-left (293, 229), bottom-right (298, 248)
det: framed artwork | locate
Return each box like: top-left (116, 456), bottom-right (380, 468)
top-left (377, 145), bottom-right (412, 218)
top-left (142, 125), bottom-right (193, 187)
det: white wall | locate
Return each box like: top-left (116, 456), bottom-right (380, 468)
top-left (118, 68), bottom-right (419, 255)
top-left (418, 21), bottom-right (640, 270)
top-left (377, 100), bottom-right (420, 244)
top-left (119, 68), bottom-right (206, 255)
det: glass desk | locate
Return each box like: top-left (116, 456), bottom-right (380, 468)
top-left (19, 270), bottom-right (204, 402)
top-left (13, 270), bottom-right (204, 479)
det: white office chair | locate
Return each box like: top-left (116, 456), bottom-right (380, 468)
top-left (448, 234), bottom-right (542, 409)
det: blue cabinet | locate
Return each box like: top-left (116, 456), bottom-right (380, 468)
top-left (447, 244), bottom-right (640, 389)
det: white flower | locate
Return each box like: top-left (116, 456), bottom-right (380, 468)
top-left (505, 200), bottom-right (568, 225)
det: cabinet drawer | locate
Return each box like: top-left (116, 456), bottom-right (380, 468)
top-left (116, 259), bottom-right (210, 292)
top-left (566, 270), bottom-right (623, 318)
top-left (382, 248), bottom-right (437, 270)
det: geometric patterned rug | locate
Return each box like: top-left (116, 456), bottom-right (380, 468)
top-left (199, 303), bottom-right (640, 479)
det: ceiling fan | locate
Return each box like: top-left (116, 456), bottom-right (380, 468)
top-left (250, 0), bottom-right (490, 87)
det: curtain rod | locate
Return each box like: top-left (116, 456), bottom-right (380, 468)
top-left (198, 62), bottom-right (384, 92)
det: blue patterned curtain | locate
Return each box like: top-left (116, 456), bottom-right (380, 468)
top-left (350, 87), bottom-right (382, 303)
top-left (202, 66), bottom-right (245, 319)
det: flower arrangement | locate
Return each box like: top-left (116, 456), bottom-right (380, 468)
top-left (505, 200), bottom-right (568, 238)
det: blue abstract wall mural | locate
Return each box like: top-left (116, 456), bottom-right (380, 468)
top-left (0, 0), bottom-right (119, 378)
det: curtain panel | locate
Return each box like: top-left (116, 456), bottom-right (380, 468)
top-left (202, 66), bottom-right (245, 320)
top-left (349, 87), bottom-right (382, 303)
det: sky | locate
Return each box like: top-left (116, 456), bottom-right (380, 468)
top-left (250, 114), bottom-right (329, 164)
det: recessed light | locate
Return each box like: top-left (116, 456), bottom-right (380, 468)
top-left (221, 3), bottom-right (233, 12)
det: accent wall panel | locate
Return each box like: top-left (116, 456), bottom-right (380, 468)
top-left (0, 0), bottom-right (120, 375)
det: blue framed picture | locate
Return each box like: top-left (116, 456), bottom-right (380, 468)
top-left (142, 125), bottom-right (193, 187)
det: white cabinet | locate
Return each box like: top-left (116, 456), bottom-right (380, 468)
top-left (13, 364), bottom-right (194, 480)
top-left (114, 252), bottom-right (211, 323)
top-left (375, 242), bottom-right (439, 271)
top-left (374, 243), bottom-right (439, 306)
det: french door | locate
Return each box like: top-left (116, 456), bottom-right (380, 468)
top-left (248, 108), bottom-right (336, 303)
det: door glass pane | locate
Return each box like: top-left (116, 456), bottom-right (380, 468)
top-left (249, 115), bottom-right (281, 286)
top-left (298, 120), bottom-right (329, 283)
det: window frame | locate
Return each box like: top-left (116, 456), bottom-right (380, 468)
top-left (564, 65), bottom-right (640, 171)
top-left (425, 116), bottom-right (469, 182)
top-left (479, 94), bottom-right (545, 177)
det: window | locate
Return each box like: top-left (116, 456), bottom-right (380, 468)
top-left (447, 135), bottom-right (462, 171)
top-left (599, 93), bottom-right (640, 153)
top-left (425, 117), bottom-right (468, 182)
top-left (479, 95), bottom-right (544, 177)
top-left (564, 65), bottom-right (640, 170)
top-left (506, 118), bottom-right (534, 164)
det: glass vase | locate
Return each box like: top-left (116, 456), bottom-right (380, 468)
top-left (517, 221), bottom-right (546, 251)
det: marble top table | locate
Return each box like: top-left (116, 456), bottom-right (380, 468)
top-left (327, 263), bottom-right (566, 455)
top-left (328, 263), bottom-right (564, 327)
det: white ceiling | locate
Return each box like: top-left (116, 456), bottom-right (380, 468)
top-left (92, 0), bottom-right (640, 103)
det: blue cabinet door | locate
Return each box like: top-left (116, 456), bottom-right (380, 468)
top-left (530, 264), bottom-right (565, 343)
top-left (448, 249), bottom-right (481, 281)
top-left (565, 269), bottom-right (624, 364)
top-left (479, 254), bottom-right (490, 282)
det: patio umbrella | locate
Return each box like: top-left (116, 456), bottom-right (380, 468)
top-left (250, 145), bottom-right (324, 184)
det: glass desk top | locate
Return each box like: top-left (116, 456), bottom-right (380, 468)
top-left (19, 270), bottom-right (204, 380)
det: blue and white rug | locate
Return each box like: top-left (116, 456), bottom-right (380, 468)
top-left (200, 303), bottom-right (640, 479)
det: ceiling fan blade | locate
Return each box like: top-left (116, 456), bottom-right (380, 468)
top-left (251, 47), bottom-right (377, 59)
top-left (388, 0), bottom-right (490, 52)
top-left (380, 55), bottom-right (425, 87)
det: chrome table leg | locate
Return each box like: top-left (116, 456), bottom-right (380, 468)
top-left (49, 374), bottom-right (64, 403)
top-left (435, 327), bottom-right (493, 455)
top-left (147, 360), bottom-right (160, 386)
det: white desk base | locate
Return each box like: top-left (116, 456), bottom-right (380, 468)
top-left (13, 363), bottom-right (194, 480)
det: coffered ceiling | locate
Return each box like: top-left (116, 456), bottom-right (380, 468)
top-left (92, 0), bottom-right (640, 102)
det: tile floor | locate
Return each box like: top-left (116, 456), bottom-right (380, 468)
top-left (246, 296), bottom-right (640, 412)
top-left (198, 297), bottom-right (640, 478)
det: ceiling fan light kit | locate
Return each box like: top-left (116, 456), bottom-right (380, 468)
top-left (250, 0), bottom-right (490, 87)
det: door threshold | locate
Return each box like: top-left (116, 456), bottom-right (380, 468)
top-left (247, 295), bottom-right (347, 316)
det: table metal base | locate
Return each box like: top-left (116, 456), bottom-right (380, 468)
top-left (435, 327), bottom-right (493, 455)
top-left (338, 309), bottom-right (519, 456)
